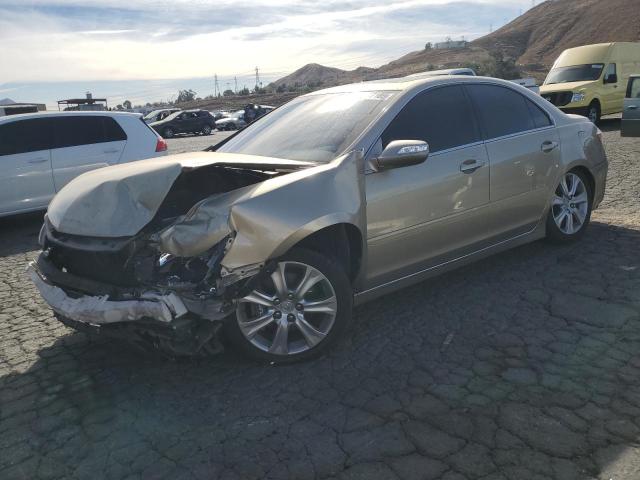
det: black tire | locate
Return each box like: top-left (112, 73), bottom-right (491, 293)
top-left (226, 248), bottom-right (353, 364)
top-left (163, 127), bottom-right (175, 138)
top-left (587, 101), bottom-right (601, 125)
top-left (546, 169), bottom-right (593, 244)
top-left (202, 124), bottom-right (212, 135)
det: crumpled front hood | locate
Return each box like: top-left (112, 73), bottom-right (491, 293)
top-left (47, 152), bottom-right (314, 238)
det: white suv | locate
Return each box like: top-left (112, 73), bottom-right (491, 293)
top-left (0, 111), bottom-right (168, 217)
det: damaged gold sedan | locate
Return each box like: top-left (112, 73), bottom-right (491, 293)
top-left (30, 76), bottom-right (608, 362)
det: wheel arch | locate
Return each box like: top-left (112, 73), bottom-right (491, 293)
top-left (569, 165), bottom-right (596, 198)
top-left (285, 222), bottom-right (364, 285)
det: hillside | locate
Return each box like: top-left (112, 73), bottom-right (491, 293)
top-left (271, 0), bottom-right (640, 89)
top-left (474, 0), bottom-right (640, 67)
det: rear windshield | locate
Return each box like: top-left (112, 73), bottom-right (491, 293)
top-left (544, 64), bottom-right (604, 85)
top-left (217, 91), bottom-right (395, 163)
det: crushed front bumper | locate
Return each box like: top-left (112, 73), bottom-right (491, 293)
top-left (28, 253), bottom-right (232, 355)
top-left (29, 260), bottom-right (188, 325)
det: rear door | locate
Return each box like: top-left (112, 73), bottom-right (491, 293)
top-left (51, 115), bottom-right (127, 191)
top-left (0, 117), bottom-right (55, 214)
top-left (466, 84), bottom-right (560, 239)
top-left (622, 76), bottom-right (640, 137)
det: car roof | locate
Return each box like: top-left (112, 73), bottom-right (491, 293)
top-left (305, 74), bottom-right (531, 96)
top-left (0, 110), bottom-right (142, 123)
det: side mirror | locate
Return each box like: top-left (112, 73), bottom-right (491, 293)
top-left (604, 74), bottom-right (618, 84)
top-left (376, 140), bottom-right (429, 171)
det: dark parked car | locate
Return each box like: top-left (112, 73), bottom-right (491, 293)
top-left (149, 110), bottom-right (216, 138)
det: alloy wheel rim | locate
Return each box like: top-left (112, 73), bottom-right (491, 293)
top-left (588, 107), bottom-right (598, 123)
top-left (552, 173), bottom-right (589, 235)
top-left (236, 261), bottom-right (337, 355)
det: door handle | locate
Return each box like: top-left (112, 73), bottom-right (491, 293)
top-left (459, 159), bottom-right (485, 174)
top-left (103, 149), bottom-right (120, 154)
top-left (541, 141), bottom-right (558, 153)
top-left (626, 105), bottom-right (638, 110)
top-left (27, 157), bottom-right (49, 164)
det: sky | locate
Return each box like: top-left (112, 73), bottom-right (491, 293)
top-left (0, 0), bottom-right (535, 107)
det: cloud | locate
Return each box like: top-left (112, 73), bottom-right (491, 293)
top-left (0, 0), bottom-right (533, 104)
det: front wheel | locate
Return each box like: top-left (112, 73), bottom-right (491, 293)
top-left (587, 101), bottom-right (601, 125)
top-left (546, 170), bottom-right (592, 243)
top-left (227, 248), bottom-right (352, 363)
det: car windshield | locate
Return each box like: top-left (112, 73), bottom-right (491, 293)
top-left (217, 91), bottom-right (395, 163)
top-left (143, 110), bottom-right (163, 120)
top-left (163, 111), bottom-right (183, 121)
top-left (544, 64), bottom-right (604, 84)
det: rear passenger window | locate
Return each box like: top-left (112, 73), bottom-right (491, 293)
top-left (0, 118), bottom-right (53, 156)
top-left (104, 117), bottom-right (127, 141)
top-left (526, 101), bottom-right (553, 129)
top-left (467, 84), bottom-right (546, 139)
top-left (53, 116), bottom-right (127, 148)
top-left (382, 85), bottom-right (481, 153)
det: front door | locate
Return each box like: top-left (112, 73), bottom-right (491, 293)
top-left (0, 117), bottom-right (55, 215)
top-left (602, 63), bottom-right (623, 114)
top-left (365, 85), bottom-right (490, 287)
top-left (622, 76), bottom-right (640, 137)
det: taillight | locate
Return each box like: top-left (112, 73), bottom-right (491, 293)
top-left (156, 137), bottom-right (168, 152)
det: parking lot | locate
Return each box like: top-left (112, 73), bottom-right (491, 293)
top-left (1, 118), bottom-right (639, 479)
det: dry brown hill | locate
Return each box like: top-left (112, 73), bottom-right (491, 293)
top-left (474, 0), bottom-right (640, 67)
top-left (271, 0), bottom-right (640, 89)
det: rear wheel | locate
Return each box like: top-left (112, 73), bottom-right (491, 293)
top-left (587, 101), bottom-right (601, 124)
top-left (201, 124), bottom-right (212, 135)
top-left (227, 248), bottom-right (352, 363)
top-left (546, 170), bottom-right (593, 243)
top-left (163, 127), bottom-right (175, 138)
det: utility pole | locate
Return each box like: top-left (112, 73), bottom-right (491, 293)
top-left (234, 76), bottom-right (238, 94)
top-left (490, 23), bottom-right (492, 33)
top-left (214, 73), bottom-right (219, 97)
top-left (255, 67), bottom-right (260, 90)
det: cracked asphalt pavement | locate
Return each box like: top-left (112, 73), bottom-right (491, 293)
top-left (1, 119), bottom-right (640, 479)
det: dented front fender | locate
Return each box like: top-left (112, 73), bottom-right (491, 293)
top-left (156, 150), bottom-right (366, 275)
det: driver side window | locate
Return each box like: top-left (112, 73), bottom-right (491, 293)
top-left (381, 85), bottom-right (481, 154)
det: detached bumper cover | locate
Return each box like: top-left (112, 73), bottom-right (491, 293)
top-left (28, 262), bottom-right (188, 325)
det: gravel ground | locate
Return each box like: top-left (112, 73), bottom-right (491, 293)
top-left (1, 118), bottom-right (639, 480)
top-left (166, 130), bottom-right (234, 155)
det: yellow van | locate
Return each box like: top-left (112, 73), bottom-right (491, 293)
top-left (540, 42), bottom-right (640, 123)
